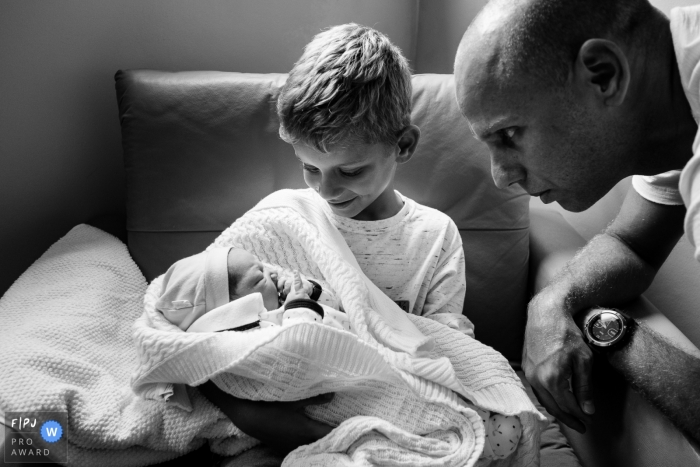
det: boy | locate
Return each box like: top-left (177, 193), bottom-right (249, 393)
top-left (200, 23), bottom-right (474, 455)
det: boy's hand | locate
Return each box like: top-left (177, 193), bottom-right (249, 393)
top-left (282, 270), bottom-right (311, 304)
top-left (276, 269), bottom-right (314, 298)
top-left (198, 381), bottom-right (335, 455)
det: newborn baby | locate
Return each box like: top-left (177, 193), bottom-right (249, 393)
top-left (156, 247), bottom-right (350, 333)
top-left (155, 248), bottom-right (520, 460)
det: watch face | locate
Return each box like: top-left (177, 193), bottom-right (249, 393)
top-left (589, 311), bottom-right (623, 344)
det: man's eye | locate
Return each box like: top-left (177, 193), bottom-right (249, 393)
top-left (302, 164), bottom-right (319, 173)
top-left (498, 127), bottom-right (517, 145)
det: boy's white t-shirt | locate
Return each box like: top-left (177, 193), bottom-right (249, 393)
top-left (631, 5), bottom-right (700, 260)
top-left (312, 189), bottom-right (474, 337)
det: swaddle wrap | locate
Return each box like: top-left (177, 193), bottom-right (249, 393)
top-left (132, 189), bottom-right (547, 466)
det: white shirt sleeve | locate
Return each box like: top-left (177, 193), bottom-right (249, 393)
top-left (631, 171), bottom-right (684, 206)
top-left (420, 223), bottom-right (474, 338)
top-left (680, 155), bottom-right (700, 261)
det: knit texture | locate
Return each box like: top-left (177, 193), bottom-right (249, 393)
top-left (0, 225), bottom-right (253, 466)
top-left (133, 190), bottom-right (547, 466)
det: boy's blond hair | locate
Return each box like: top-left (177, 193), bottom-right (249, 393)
top-left (277, 23), bottom-right (412, 152)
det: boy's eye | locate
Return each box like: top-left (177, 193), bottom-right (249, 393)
top-left (340, 168), bottom-right (363, 177)
top-left (302, 163), bottom-right (319, 174)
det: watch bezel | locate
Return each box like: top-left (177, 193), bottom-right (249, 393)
top-left (583, 309), bottom-right (628, 348)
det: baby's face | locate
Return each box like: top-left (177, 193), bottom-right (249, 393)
top-left (227, 248), bottom-right (279, 311)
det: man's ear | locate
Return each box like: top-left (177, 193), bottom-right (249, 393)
top-left (575, 39), bottom-right (630, 107)
top-left (396, 125), bottom-right (421, 164)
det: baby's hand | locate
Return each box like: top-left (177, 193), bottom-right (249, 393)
top-left (283, 270), bottom-right (310, 305)
top-left (276, 269), bottom-right (313, 298)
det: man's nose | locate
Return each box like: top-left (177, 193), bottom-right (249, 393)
top-left (490, 152), bottom-right (525, 190)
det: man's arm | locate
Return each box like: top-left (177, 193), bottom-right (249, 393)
top-left (579, 309), bottom-right (700, 443)
top-left (524, 188), bottom-right (686, 432)
top-left (198, 381), bottom-right (334, 455)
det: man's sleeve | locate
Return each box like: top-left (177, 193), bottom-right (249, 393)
top-left (631, 171), bottom-right (684, 206)
top-left (680, 155), bottom-right (700, 261)
top-left (421, 222), bottom-right (474, 338)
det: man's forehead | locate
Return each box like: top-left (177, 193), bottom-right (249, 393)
top-left (457, 67), bottom-right (525, 137)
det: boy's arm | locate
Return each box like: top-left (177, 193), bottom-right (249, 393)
top-left (420, 224), bottom-right (473, 337)
top-left (198, 381), bottom-right (334, 455)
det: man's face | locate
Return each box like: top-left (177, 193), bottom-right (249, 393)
top-left (293, 141), bottom-right (399, 220)
top-left (455, 42), bottom-right (627, 212)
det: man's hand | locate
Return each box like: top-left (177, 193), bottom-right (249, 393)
top-left (522, 291), bottom-right (594, 433)
top-left (198, 381), bottom-right (335, 455)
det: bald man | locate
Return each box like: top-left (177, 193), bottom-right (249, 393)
top-left (455, 0), bottom-right (700, 443)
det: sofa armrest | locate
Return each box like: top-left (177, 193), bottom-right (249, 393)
top-left (529, 207), bottom-right (587, 293)
top-left (529, 207), bottom-right (700, 467)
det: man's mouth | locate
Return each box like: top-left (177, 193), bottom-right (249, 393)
top-left (531, 189), bottom-right (553, 203)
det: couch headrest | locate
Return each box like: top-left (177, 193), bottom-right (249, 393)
top-left (115, 70), bottom-right (529, 360)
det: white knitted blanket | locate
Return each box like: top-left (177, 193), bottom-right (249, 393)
top-left (0, 225), bottom-right (247, 467)
top-left (132, 189), bottom-right (547, 467)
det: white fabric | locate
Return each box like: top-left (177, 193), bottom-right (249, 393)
top-left (132, 189), bottom-right (546, 467)
top-left (315, 188), bottom-right (474, 337)
top-left (204, 246), bottom-right (232, 314)
top-left (250, 189), bottom-right (435, 357)
top-left (675, 5), bottom-right (700, 261)
top-left (633, 5), bottom-right (700, 260)
top-left (188, 292), bottom-right (266, 333)
top-left (0, 225), bottom-right (253, 466)
top-left (156, 247), bottom-right (232, 331)
top-left (631, 171), bottom-right (684, 206)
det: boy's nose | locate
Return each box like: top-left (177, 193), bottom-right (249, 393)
top-left (317, 175), bottom-right (344, 200)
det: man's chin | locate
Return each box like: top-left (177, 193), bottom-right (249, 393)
top-left (555, 195), bottom-right (597, 213)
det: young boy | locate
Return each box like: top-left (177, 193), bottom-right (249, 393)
top-left (200, 23), bottom-right (474, 455)
top-left (276, 23), bottom-right (472, 336)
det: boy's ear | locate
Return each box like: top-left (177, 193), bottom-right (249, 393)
top-left (396, 125), bottom-right (420, 164)
top-left (574, 39), bottom-right (630, 107)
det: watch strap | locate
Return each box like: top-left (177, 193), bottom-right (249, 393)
top-left (308, 280), bottom-right (323, 302)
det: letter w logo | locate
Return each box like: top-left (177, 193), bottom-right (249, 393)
top-left (46, 427), bottom-right (58, 437)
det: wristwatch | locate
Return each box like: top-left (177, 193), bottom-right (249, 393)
top-left (582, 308), bottom-right (633, 349)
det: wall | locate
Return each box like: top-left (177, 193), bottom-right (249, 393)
top-left (2, 0), bottom-right (698, 296)
top-left (0, 0), bottom-right (419, 295)
top-left (410, 0), bottom-right (697, 73)
top-left (413, 0), bottom-right (487, 74)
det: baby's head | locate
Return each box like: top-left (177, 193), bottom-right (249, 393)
top-left (156, 247), bottom-right (279, 330)
top-left (277, 23), bottom-right (420, 220)
top-left (226, 248), bottom-right (280, 311)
